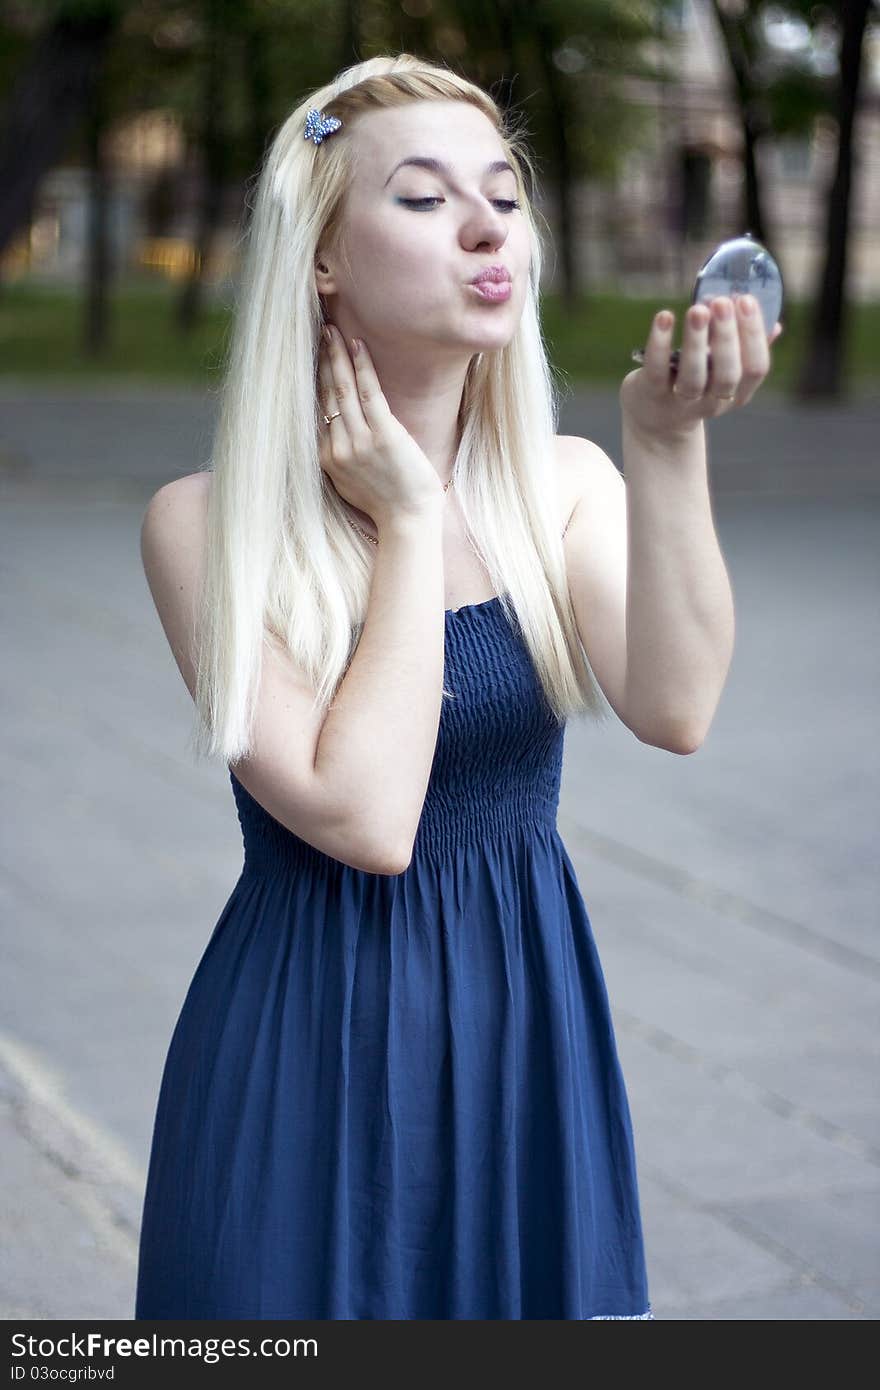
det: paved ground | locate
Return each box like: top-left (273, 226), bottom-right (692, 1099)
top-left (1, 378), bottom-right (877, 1320)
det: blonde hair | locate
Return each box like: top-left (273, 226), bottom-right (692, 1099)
top-left (192, 52), bottom-right (611, 765)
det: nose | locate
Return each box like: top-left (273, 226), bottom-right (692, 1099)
top-left (461, 199), bottom-right (510, 253)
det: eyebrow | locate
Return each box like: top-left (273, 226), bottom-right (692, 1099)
top-left (383, 156), bottom-right (516, 188)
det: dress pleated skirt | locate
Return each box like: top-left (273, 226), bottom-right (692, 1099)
top-left (135, 597), bottom-right (654, 1319)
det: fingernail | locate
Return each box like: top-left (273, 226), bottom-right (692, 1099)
top-left (657, 311), bottom-right (672, 330)
top-left (715, 299), bottom-right (732, 319)
top-left (740, 296), bottom-right (755, 315)
top-left (351, 338), bottom-right (360, 356)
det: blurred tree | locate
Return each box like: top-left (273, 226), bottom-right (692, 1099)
top-left (83, 25), bottom-right (112, 354)
top-left (170, 0), bottom-right (352, 329)
top-left (710, 0), bottom-right (776, 248)
top-left (382, 0), bottom-right (683, 308)
top-left (340, 0), bottom-right (364, 73)
top-left (0, 0), bottom-right (350, 328)
top-left (709, 0), bottom-right (837, 272)
top-left (241, 0), bottom-right (273, 177)
top-left (176, 0), bottom-right (233, 332)
top-left (796, 0), bottom-right (876, 398)
top-left (0, 0), bottom-right (124, 272)
top-left (708, 0), bottom-right (877, 400)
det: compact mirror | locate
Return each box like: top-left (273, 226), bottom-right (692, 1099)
top-left (631, 231), bottom-right (784, 373)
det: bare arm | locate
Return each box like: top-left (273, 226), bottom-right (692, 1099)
top-left (621, 417), bottom-right (734, 751)
top-left (610, 292), bottom-right (780, 749)
top-left (312, 505), bottom-right (445, 871)
top-left (140, 475), bottom-right (444, 876)
top-left (558, 432), bottom-right (725, 755)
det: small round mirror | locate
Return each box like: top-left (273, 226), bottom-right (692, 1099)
top-left (692, 232), bottom-right (783, 336)
top-left (631, 231), bottom-right (784, 371)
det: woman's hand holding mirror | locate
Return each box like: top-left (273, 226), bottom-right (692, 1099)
top-left (623, 231), bottom-right (785, 439)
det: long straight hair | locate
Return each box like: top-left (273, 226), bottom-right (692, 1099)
top-left (191, 52), bottom-right (611, 766)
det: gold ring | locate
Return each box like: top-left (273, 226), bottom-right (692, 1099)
top-left (323, 411), bottom-right (342, 424)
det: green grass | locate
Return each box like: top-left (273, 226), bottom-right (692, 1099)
top-left (0, 277), bottom-right (877, 392)
top-left (540, 290), bottom-right (880, 394)
top-left (0, 279), bottom-right (232, 383)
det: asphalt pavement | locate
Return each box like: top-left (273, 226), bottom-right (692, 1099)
top-left (1, 377), bottom-right (877, 1320)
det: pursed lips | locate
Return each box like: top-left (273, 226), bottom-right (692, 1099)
top-left (469, 267), bottom-right (512, 285)
top-left (467, 266), bottom-right (514, 300)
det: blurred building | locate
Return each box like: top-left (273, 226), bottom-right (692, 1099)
top-left (2, 0), bottom-right (879, 301)
top-left (0, 105), bottom-right (242, 294)
top-left (582, 0), bottom-right (880, 299)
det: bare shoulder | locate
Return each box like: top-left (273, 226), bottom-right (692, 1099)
top-left (139, 470), bottom-right (213, 701)
top-left (141, 469), bottom-right (211, 542)
top-left (553, 433), bottom-right (623, 533)
top-left (150, 468), bottom-right (211, 510)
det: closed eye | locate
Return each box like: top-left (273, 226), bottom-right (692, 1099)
top-left (397, 197), bottom-right (520, 212)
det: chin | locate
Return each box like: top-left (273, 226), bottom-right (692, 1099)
top-left (398, 317), bottom-right (516, 355)
top-left (471, 326), bottom-right (517, 351)
top-left (462, 314), bottom-right (518, 341)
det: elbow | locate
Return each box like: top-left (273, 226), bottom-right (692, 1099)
top-left (363, 835), bottom-right (414, 876)
top-left (666, 731), bottom-right (704, 755)
top-left (663, 722), bottom-right (707, 755)
top-left (626, 693), bottom-right (708, 756)
top-left (344, 845), bottom-right (410, 876)
top-left (341, 808), bottom-right (414, 875)
top-left (373, 849), bottom-right (413, 876)
top-left (636, 718), bottom-right (707, 755)
top-left (386, 836), bottom-right (415, 874)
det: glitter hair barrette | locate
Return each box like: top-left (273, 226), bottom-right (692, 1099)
top-left (304, 108), bottom-right (343, 145)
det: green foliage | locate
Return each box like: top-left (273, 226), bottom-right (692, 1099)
top-left (1, 0), bottom-right (872, 395)
top-left (0, 279), bottom-right (231, 381)
top-left (765, 64), bottom-right (835, 134)
top-left (0, 279), bottom-right (877, 392)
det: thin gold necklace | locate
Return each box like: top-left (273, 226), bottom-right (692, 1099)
top-left (345, 475), bottom-right (453, 547)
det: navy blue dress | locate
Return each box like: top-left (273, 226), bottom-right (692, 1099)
top-left (135, 596), bottom-right (654, 1319)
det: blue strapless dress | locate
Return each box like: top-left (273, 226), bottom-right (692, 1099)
top-left (135, 596), bottom-right (654, 1319)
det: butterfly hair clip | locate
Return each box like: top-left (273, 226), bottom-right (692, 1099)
top-left (304, 108), bottom-right (343, 146)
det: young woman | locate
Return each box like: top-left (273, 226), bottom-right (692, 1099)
top-left (134, 53), bottom-right (781, 1320)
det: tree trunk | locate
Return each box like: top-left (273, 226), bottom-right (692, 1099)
top-left (340, 0), bottom-right (363, 68)
top-left (740, 105), bottom-right (766, 244)
top-left (243, 7), bottom-right (272, 181)
top-left (83, 58), bottom-right (111, 357)
top-left (0, 1), bottom-right (121, 269)
top-left (530, 11), bottom-right (580, 308)
top-left (795, 0), bottom-right (872, 400)
top-left (176, 0), bottom-right (229, 334)
top-left (709, 1), bottom-right (770, 245)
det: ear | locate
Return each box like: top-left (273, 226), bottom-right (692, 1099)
top-left (315, 257), bottom-right (338, 297)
